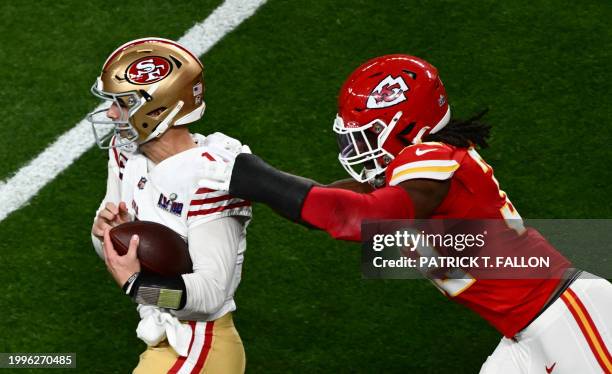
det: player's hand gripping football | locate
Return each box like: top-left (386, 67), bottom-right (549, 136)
top-left (198, 144), bottom-right (252, 191)
top-left (92, 201), bottom-right (132, 239)
top-left (102, 228), bottom-right (141, 286)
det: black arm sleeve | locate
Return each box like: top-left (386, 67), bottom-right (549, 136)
top-left (229, 153), bottom-right (318, 221)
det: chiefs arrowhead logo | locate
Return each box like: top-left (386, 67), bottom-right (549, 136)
top-left (366, 75), bottom-right (409, 109)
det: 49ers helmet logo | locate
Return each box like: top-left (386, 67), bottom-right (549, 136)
top-left (366, 75), bottom-right (409, 109)
top-left (126, 56), bottom-right (172, 85)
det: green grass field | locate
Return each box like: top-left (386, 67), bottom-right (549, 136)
top-left (0, 0), bottom-right (610, 373)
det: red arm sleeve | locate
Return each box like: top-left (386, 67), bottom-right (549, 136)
top-left (300, 185), bottom-right (414, 241)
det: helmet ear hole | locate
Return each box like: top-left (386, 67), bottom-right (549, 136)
top-left (395, 122), bottom-right (416, 146)
top-left (402, 69), bottom-right (417, 79)
top-left (147, 107), bottom-right (167, 118)
top-left (142, 123), bottom-right (149, 128)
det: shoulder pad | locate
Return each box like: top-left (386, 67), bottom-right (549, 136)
top-left (201, 132), bottom-right (243, 155)
top-left (387, 142), bottom-right (459, 185)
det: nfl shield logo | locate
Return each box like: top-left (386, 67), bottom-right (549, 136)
top-left (137, 177), bottom-right (147, 190)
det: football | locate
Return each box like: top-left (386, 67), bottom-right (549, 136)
top-left (109, 221), bottom-right (192, 277)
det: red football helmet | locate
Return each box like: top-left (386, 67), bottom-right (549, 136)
top-left (333, 54), bottom-right (450, 185)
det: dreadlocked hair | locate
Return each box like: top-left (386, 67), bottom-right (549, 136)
top-left (423, 108), bottom-right (492, 148)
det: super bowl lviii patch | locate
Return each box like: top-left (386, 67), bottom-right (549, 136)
top-left (157, 193), bottom-right (184, 216)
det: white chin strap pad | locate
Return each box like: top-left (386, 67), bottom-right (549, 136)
top-left (429, 106), bottom-right (452, 134)
top-left (175, 102), bottom-right (206, 126)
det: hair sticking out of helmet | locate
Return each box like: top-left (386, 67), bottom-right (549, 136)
top-left (424, 108), bottom-right (492, 149)
top-left (333, 54), bottom-right (451, 184)
top-left (88, 37), bottom-right (206, 150)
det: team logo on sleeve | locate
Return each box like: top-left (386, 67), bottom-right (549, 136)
top-left (126, 56), bottom-right (172, 85)
top-left (367, 75), bottom-right (409, 109)
top-left (157, 192), bottom-right (184, 216)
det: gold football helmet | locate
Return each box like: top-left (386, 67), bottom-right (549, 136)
top-left (88, 37), bottom-right (205, 149)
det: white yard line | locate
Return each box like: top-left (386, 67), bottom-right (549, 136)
top-left (0, 0), bottom-right (267, 223)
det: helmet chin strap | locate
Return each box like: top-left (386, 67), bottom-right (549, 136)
top-left (378, 111), bottom-right (403, 148)
top-left (412, 126), bottom-right (431, 144)
top-left (429, 105), bottom-right (452, 134)
top-left (175, 101), bottom-right (206, 126)
top-left (363, 167), bottom-right (380, 181)
top-left (142, 100), bottom-right (184, 144)
top-left (368, 173), bottom-right (386, 188)
top-left (409, 106), bottom-right (452, 144)
top-left (363, 158), bottom-right (387, 188)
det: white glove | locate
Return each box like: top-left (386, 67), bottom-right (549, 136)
top-left (198, 144), bottom-right (252, 191)
top-left (136, 305), bottom-right (192, 357)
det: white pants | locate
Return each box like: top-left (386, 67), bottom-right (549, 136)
top-left (480, 272), bottom-right (612, 374)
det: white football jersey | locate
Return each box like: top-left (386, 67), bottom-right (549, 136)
top-left (95, 132), bottom-right (251, 321)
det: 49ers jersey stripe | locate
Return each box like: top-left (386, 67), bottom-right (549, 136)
top-left (111, 147), bottom-right (120, 167)
top-left (195, 187), bottom-right (217, 194)
top-left (109, 136), bottom-right (127, 181)
top-left (561, 289), bottom-right (612, 373)
top-left (192, 189), bottom-right (228, 199)
top-left (190, 194), bottom-right (232, 206)
top-left (201, 152), bottom-right (215, 161)
top-left (187, 201), bottom-right (251, 217)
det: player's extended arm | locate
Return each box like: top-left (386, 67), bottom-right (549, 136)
top-left (226, 154), bottom-right (448, 241)
top-left (326, 178), bottom-right (375, 193)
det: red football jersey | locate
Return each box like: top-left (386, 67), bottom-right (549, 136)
top-left (385, 142), bottom-right (571, 337)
